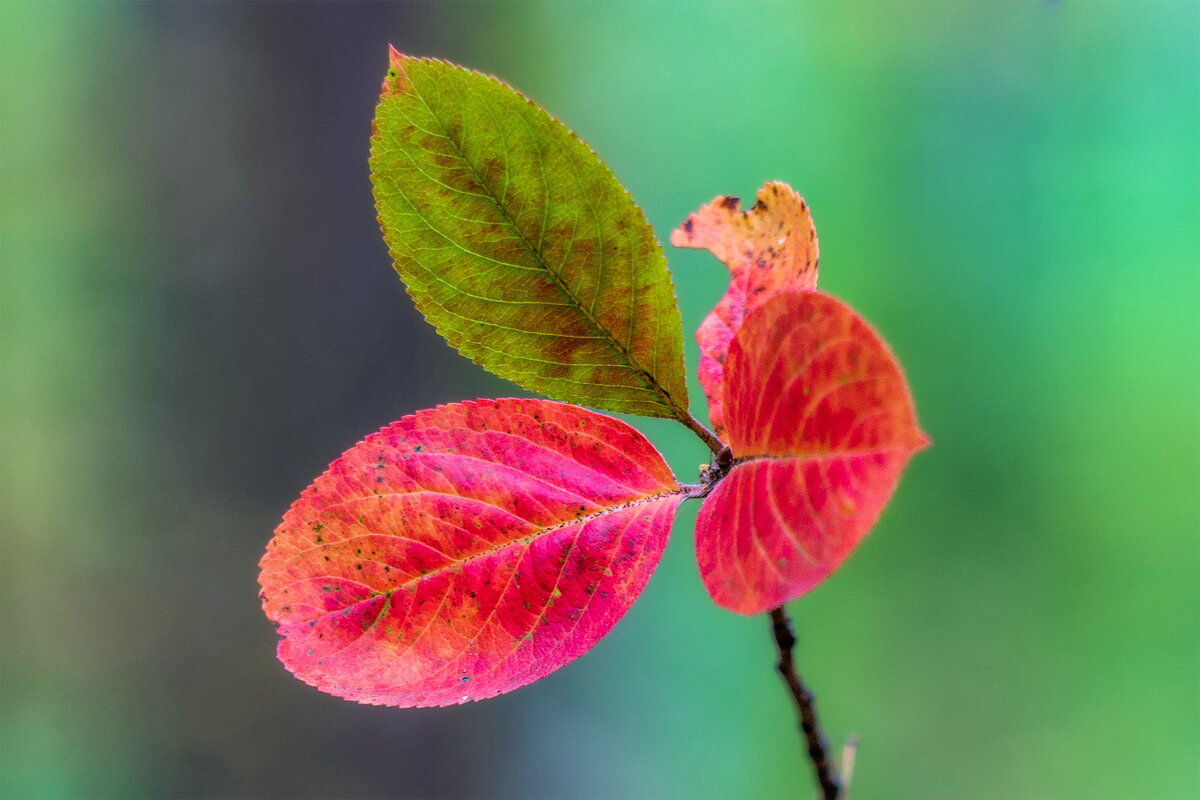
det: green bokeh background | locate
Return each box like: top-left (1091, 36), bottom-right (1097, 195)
top-left (2, 2), bottom-right (1197, 798)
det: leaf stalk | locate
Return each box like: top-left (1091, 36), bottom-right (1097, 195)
top-left (680, 412), bottom-right (724, 455)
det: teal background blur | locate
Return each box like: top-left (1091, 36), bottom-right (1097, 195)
top-left (2, 2), bottom-right (1197, 798)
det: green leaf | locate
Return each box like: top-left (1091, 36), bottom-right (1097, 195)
top-left (370, 49), bottom-right (689, 420)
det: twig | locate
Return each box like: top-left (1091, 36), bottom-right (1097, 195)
top-left (769, 606), bottom-right (840, 800)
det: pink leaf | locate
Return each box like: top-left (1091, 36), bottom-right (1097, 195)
top-left (259, 399), bottom-right (685, 706)
top-left (695, 291), bottom-right (928, 615)
top-left (670, 181), bottom-right (819, 440)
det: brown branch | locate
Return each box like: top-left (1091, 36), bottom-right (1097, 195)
top-left (769, 606), bottom-right (840, 800)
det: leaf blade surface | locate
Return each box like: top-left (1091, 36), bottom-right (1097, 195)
top-left (695, 291), bottom-right (927, 614)
top-left (259, 399), bottom-right (685, 706)
top-left (671, 182), bottom-right (818, 439)
top-left (371, 51), bottom-right (689, 419)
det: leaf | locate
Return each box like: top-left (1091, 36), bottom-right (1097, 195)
top-left (370, 49), bottom-right (690, 420)
top-left (694, 291), bottom-right (927, 615)
top-left (670, 182), bottom-right (819, 440)
top-left (259, 398), bottom-right (685, 707)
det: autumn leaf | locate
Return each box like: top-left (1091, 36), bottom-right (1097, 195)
top-left (370, 50), bottom-right (690, 421)
top-left (259, 399), bottom-right (686, 707)
top-left (671, 182), bottom-right (818, 440)
top-left (695, 291), bottom-right (927, 615)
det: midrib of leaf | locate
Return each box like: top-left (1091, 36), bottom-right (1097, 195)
top-left (294, 486), bottom-right (687, 625)
top-left (405, 72), bottom-right (689, 422)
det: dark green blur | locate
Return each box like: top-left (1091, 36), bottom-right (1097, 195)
top-left (2, 2), bottom-right (1196, 798)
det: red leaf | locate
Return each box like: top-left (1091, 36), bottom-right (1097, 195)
top-left (695, 291), bottom-right (928, 615)
top-left (259, 399), bottom-right (685, 706)
top-left (670, 182), bottom-right (819, 440)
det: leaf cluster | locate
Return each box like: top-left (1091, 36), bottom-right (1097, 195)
top-left (258, 49), bottom-right (926, 707)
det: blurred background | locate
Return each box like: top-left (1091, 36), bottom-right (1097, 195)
top-left (2, 2), bottom-right (1197, 798)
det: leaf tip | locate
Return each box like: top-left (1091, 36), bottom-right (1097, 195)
top-left (382, 45), bottom-right (409, 95)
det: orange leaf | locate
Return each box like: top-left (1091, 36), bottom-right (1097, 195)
top-left (671, 181), bottom-right (819, 440)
